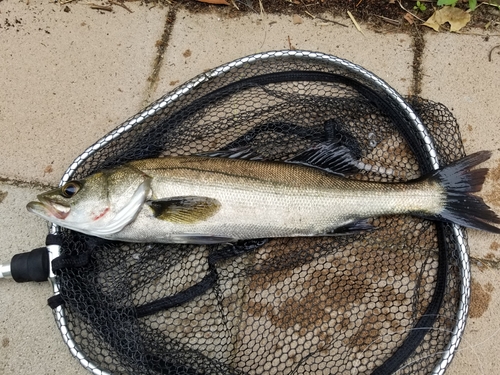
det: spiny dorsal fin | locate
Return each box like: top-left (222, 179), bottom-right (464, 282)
top-left (146, 196), bottom-right (221, 224)
top-left (286, 141), bottom-right (360, 176)
top-left (199, 142), bottom-right (359, 177)
top-left (197, 146), bottom-right (264, 161)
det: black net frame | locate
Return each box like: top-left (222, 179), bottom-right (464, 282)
top-left (45, 51), bottom-right (470, 375)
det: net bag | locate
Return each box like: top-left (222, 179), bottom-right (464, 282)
top-left (46, 50), bottom-right (470, 375)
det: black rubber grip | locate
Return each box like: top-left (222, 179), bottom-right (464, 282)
top-left (11, 247), bottom-right (50, 283)
top-left (46, 233), bottom-right (63, 246)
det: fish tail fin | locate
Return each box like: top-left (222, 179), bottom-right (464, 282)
top-left (431, 150), bottom-right (500, 233)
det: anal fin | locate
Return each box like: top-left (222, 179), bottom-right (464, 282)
top-left (170, 234), bottom-right (238, 245)
top-left (323, 219), bottom-right (376, 236)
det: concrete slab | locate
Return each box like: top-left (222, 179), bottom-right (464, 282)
top-left (0, 0), bottom-right (170, 186)
top-left (153, 9), bottom-right (413, 100)
top-left (421, 32), bottom-right (500, 375)
top-left (0, 182), bottom-right (87, 375)
top-left (448, 268), bottom-right (500, 375)
top-left (421, 33), bottom-right (500, 153)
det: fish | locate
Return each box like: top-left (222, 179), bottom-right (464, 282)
top-left (26, 143), bottom-right (500, 244)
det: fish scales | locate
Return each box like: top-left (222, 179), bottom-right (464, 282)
top-left (118, 157), bottom-right (444, 242)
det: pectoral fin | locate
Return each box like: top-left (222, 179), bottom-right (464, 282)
top-left (146, 196), bottom-right (221, 224)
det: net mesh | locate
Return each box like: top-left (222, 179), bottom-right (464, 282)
top-left (50, 52), bottom-right (468, 375)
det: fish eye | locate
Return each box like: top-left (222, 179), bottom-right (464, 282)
top-left (61, 181), bottom-right (81, 198)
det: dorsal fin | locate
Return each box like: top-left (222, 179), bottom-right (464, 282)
top-left (286, 141), bottom-right (360, 176)
top-left (198, 142), bottom-right (359, 177)
top-left (197, 146), bottom-right (264, 161)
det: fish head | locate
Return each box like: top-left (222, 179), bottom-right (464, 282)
top-left (27, 166), bottom-right (152, 238)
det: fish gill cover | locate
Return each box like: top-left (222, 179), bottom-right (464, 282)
top-left (49, 51), bottom-right (468, 375)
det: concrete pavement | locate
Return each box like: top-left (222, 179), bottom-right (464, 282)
top-left (1, 1), bottom-right (499, 374)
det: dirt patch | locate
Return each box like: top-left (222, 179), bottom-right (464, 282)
top-left (491, 241), bottom-right (500, 251)
top-left (469, 278), bottom-right (494, 318)
top-left (174, 0), bottom-right (500, 30)
top-left (0, 190), bottom-right (7, 204)
top-left (484, 159), bottom-right (500, 208)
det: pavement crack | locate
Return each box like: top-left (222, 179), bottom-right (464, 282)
top-left (145, 6), bottom-right (177, 104)
top-left (0, 176), bottom-right (54, 190)
top-left (410, 25), bottom-right (425, 97)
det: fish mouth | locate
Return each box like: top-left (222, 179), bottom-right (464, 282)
top-left (27, 196), bottom-right (70, 220)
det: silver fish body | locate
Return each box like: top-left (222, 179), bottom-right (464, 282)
top-left (26, 150), bottom-right (500, 244)
top-left (119, 157), bottom-right (442, 243)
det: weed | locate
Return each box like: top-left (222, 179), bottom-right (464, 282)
top-left (437, 0), bottom-right (477, 11)
top-left (413, 1), bottom-right (426, 11)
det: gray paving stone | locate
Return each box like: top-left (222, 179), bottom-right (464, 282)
top-left (153, 9), bottom-right (413, 99)
top-left (0, 0), bottom-right (170, 185)
top-left (421, 31), bottom-right (500, 375)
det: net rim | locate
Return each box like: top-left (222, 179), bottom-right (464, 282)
top-left (47, 49), bottom-right (470, 375)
